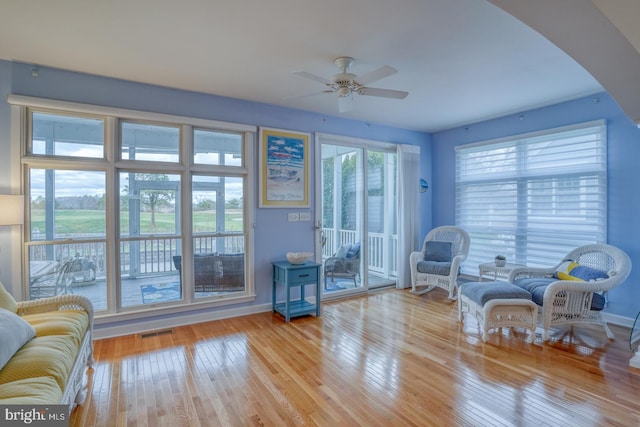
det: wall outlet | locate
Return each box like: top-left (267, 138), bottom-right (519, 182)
top-left (299, 212), bottom-right (310, 221)
top-left (288, 212), bottom-right (299, 222)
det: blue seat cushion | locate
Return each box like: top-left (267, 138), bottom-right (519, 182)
top-left (416, 261), bottom-right (451, 275)
top-left (459, 282), bottom-right (531, 306)
top-left (512, 278), bottom-right (606, 311)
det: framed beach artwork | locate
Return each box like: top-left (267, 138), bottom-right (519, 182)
top-left (259, 127), bottom-right (310, 208)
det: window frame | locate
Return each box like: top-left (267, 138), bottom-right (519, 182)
top-left (10, 94), bottom-right (256, 319)
top-left (455, 120), bottom-right (607, 274)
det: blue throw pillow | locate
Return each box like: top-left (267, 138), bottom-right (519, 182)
top-left (346, 242), bottom-right (361, 259)
top-left (570, 265), bottom-right (609, 281)
top-left (424, 241), bottom-right (452, 262)
top-left (335, 245), bottom-right (349, 259)
top-left (0, 308), bottom-right (36, 371)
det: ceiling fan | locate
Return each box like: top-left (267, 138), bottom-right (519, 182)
top-left (293, 57), bottom-right (409, 113)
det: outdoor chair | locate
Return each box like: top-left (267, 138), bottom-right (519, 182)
top-left (324, 242), bottom-right (361, 289)
top-left (29, 259), bottom-right (75, 299)
top-left (508, 244), bottom-right (631, 341)
top-left (212, 253), bottom-right (245, 292)
top-left (409, 225), bottom-right (470, 300)
top-left (68, 255), bottom-right (97, 284)
top-left (173, 253), bottom-right (245, 293)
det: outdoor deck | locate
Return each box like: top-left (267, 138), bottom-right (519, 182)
top-left (65, 269), bottom-right (395, 312)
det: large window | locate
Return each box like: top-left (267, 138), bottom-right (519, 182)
top-left (14, 97), bottom-right (255, 315)
top-left (455, 120), bottom-right (607, 274)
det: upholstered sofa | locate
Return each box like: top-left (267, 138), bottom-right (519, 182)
top-left (0, 282), bottom-right (94, 414)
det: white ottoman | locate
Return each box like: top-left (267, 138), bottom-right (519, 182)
top-left (458, 281), bottom-right (538, 342)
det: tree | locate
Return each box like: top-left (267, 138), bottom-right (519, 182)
top-left (133, 173), bottom-right (175, 230)
top-left (225, 198), bottom-right (240, 209)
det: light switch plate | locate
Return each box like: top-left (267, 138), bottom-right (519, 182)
top-left (288, 212), bottom-right (299, 221)
top-left (299, 212), bottom-right (310, 221)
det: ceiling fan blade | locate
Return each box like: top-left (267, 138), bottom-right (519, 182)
top-left (285, 90), bottom-right (333, 100)
top-left (338, 95), bottom-right (353, 113)
top-left (358, 87), bottom-right (408, 99)
top-left (293, 71), bottom-right (332, 85)
top-left (356, 65), bottom-right (397, 86)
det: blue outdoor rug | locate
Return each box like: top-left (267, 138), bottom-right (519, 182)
top-left (324, 278), bottom-right (356, 292)
top-left (141, 282), bottom-right (181, 304)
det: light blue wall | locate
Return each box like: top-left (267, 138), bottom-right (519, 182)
top-left (0, 61), bottom-right (432, 329)
top-left (432, 93), bottom-right (640, 319)
top-left (5, 60), bottom-right (637, 322)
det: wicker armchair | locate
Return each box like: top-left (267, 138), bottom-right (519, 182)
top-left (508, 244), bottom-right (631, 341)
top-left (409, 226), bottom-right (470, 300)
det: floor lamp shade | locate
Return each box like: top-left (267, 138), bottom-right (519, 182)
top-left (0, 195), bottom-right (24, 225)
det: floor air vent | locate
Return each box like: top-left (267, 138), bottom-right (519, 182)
top-left (140, 329), bottom-right (174, 339)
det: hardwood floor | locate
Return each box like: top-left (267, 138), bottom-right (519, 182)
top-left (70, 288), bottom-right (640, 426)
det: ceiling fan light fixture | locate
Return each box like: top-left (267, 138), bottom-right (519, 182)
top-left (293, 56), bottom-right (408, 112)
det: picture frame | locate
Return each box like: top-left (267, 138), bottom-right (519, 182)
top-left (259, 127), bottom-right (310, 208)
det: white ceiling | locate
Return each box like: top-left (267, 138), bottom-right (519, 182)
top-left (1, 0), bottom-right (637, 132)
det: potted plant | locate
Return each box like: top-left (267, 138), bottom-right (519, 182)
top-left (494, 255), bottom-right (507, 267)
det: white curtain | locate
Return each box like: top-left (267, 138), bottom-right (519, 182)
top-left (396, 144), bottom-right (420, 289)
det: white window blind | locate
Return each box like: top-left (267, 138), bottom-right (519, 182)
top-left (455, 120), bottom-right (607, 274)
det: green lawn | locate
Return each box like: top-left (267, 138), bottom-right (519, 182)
top-left (31, 209), bottom-right (243, 235)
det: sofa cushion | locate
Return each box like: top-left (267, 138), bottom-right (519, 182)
top-left (513, 277), bottom-right (606, 310)
top-left (22, 310), bottom-right (89, 348)
top-left (423, 241), bottom-right (452, 262)
top-left (0, 308), bottom-right (36, 371)
top-left (0, 376), bottom-right (62, 404)
top-left (0, 281), bottom-right (18, 313)
top-left (0, 335), bottom-right (79, 389)
top-left (459, 282), bottom-right (531, 306)
top-left (416, 261), bottom-right (451, 275)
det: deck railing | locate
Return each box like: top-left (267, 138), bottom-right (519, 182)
top-left (323, 228), bottom-right (397, 278)
top-left (30, 230), bottom-right (394, 281)
top-left (29, 235), bottom-right (246, 280)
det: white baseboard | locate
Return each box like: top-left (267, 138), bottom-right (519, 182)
top-left (602, 312), bottom-right (634, 328)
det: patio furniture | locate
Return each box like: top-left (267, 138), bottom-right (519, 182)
top-left (478, 262), bottom-right (524, 282)
top-left (509, 244), bottom-right (631, 341)
top-left (29, 259), bottom-right (75, 299)
top-left (68, 256), bottom-right (97, 284)
top-left (29, 260), bottom-right (59, 285)
top-left (458, 281), bottom-right (538, 342)
top-left (173, 253), bottom-right (245, 293)
top-left (409, 226), bottom-right (470, 300)
top-left (323, 242), bottom-right (361, 289)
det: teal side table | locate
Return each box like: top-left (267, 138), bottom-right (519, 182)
top-left (272, 260), bottom-right (322, 322)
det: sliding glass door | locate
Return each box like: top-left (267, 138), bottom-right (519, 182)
top-left (366, 149), bottom-right (397, 288)
top-left (319, 144), bottom-right (364, 293)
top-left (316, 134), bottom-right (397, 296)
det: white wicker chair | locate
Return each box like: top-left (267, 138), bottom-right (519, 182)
top-left (409, 226), bottom-right (470, 300)
top-left (508, 244), bottom-right (631, 341)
